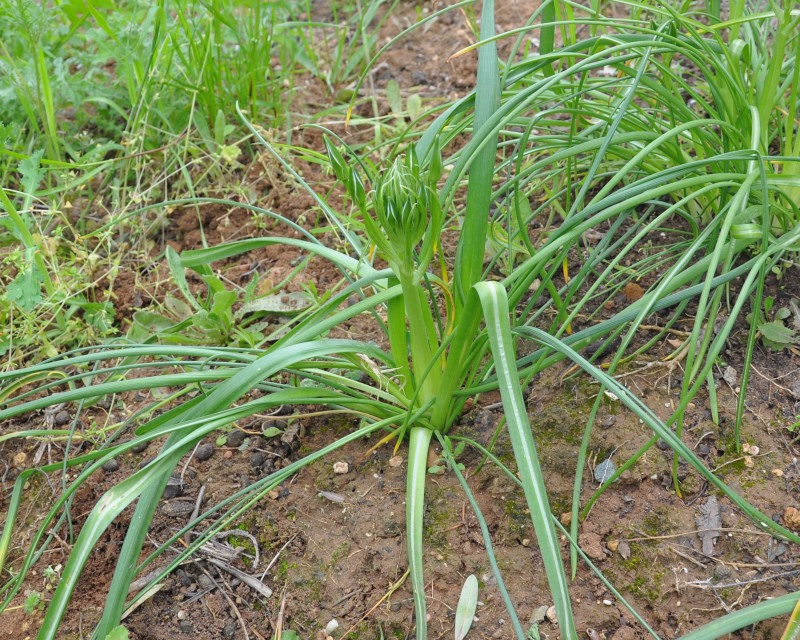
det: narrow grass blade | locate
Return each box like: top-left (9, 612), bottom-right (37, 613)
top-left (677, 592), bottom-right (800, 640)
top-left (454, 0), bottom-right (500, 310)
top-left (36, 339), bottom-right (382, 639)
top-left (439, 436), bottom-right (525, 638)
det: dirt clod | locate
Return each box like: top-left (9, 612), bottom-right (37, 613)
top-left (195, 443), bottom-right (214, 461)
top-left (784, 506), bottom-right (800, 530)
top-left (579, 532), bottom-right (606, 561)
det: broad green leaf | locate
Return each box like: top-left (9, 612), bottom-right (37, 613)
top-left (104, 626), bottom-right (130, 640)
top-left (759, 321), bottom-right (796, 347)
top-left (19, 150), bottom-right (45, 196)
top-left (6, 263), bottom-right (44, 310)
top-left (386, 79), bottom-right (402, 115)
top-left (407, 93), bottom-right (422, 121)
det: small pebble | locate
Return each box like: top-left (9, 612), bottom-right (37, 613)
top-left (13, 452), bottom-right (27, 467)
top-left (197, 574), bottom-right (215, 589)
top-left (603, 599), bottom-right (613, 606)
top-left (389, 455), bottom-right (403, 467)
top-left (600, 415), bottom-right (617, 429)
top-left (222, 622), bottom-right (237, 638)
top-left (545, 605), bottom-right (558, 624)
top-left (594, 458), bottom-right (617, 484)
top-left (250, 452), bottom-right (266, 468)
top-left (226, 430), bottom-right (246, 448)
top-left (530, 605), bottom-right (548, 624)
top-left (177, 610), bottom-right (187, 620)
top-left (180, 621), bottom-right (193, 634)
top-left (521, 538), bottom-right (530, 547)
top-left (325, 619), bottom-right (339, 635)
top-left (333, 461), bottom-right (349, 474)
top-left (102, 459), bottom-right (120, 473)
top-left (162, 476), bottom-right (183, 500)
top-left (130, 440), bottom-right (149, 454)
top-left (195, 443), bottom-right (214, 462)
top-left (54, 410), bottom-right (71, 426)
top-left (161, 501), bottom-right (194, 517)
top-left (411, 70), bottom-right (430, 85)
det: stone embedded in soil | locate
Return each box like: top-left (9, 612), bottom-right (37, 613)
top-left (611, 625), bottom-right (638, 640)
top-left (54, 410), bottom-right (71, 426)
top-left (545, 605), bottom-right (558, 624)
top-left (250, 451), bottom-right (266, 468)
top-left (131, 440), bottom-right (149, 454)
top-left (784, 506), bottom-right (800, 531)
top-left (195, 443), bottom-right (214, 462)
top-left (333, 461), bottom-right (349, 474)
top-left (600, 415), bottom-right (617, 429)
top-left (163, 476), bottom-right (184, 500)
top-left (102, 459), bottom-right (120, 473)
top-left (530, 605), bottom-right (548, 624)
top-left (161, 501), bottom-right (195, 517)
top-left (594, 458), bottom-right (617, 484)
top-left (198, 574), bottom-right (215, 589)
top-left (578, 532), bottom-right (606, 561)
top-left (222, 622), bottom-right (237, 638)
top-left (411, 70), bottom-right (430, 85)
top-left (226, 429), bottom-right (246, 448)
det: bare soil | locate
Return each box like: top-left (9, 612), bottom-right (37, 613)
top-left (3, 2), bottom-right (800, 640)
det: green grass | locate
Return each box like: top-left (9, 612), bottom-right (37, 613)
top-left (2, 0), bottom-right (800, 639)
top-left (0, 0), bottom-right (381, 367)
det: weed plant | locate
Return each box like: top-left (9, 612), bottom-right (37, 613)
top-left (0, 0), bottom-right (385, 367)
top-left (2, 1), bottom-right (800, 639)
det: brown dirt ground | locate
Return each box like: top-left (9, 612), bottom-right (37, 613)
top-left (3, 1), bottom-right (800, 640)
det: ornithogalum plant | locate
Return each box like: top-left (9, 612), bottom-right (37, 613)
top-left (324, 134), bottom-right (576, 637)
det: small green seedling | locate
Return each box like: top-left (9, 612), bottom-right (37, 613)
top-left (104, 626), bottom-right (130, 640)
top-left (455, 574), bottom-right (478, 640)
top-left (23, 591), bottom-right (45, 614)
top-left (748, 296), bottom-right (799, 351)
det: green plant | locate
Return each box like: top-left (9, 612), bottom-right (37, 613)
top-left (23, 591), bottom-right (45, 615)
top-left (127, 247), bottom-right (314, 347)
top-left (4, 2), bottom-right (800, 640)
top-left (746, 295), bottom-right (799, 351)
top-left (454, 575), bottom-right (478, 640)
